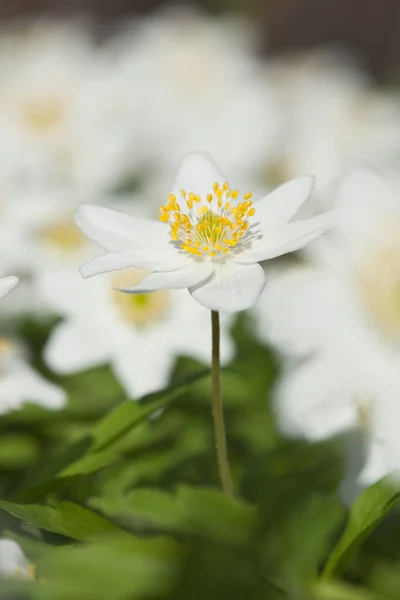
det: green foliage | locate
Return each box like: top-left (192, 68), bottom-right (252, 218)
top-left (323, 477), bottom-right (400, 579)
top-left (0, 313), bottom-right (399, 599)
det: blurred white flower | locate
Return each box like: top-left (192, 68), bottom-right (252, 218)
top-left (0, 539), bottom-right (35, 579)
top-left (267, 50), bottom-right (400, 210)
top-left (0, 276), bottom-right (18, 299)
top-left (0, 20), bottom-right (97, 189)
top-left (0, 185), bottom-right (96, 316)
top-left (75, 152), bottom-right (331, 313)
top-left (0, 339), bottom-right (66, 414)
top-left (256, 167), bottom-right (400, 497)
top-left (39, 265), bottom-right (234, 398)
top-left (114, 9), bottom-right (282, 183)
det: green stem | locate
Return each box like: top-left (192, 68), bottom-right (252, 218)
top-left (211, 310), bottom-right (233, 495)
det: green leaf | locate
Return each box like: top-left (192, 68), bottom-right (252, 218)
top-left (91, 485), bottom-right (254, 545)
top-left (0, 500), bottom-right (122, 541)
top-left (36, 535), bottom-right (180, 600)
top-left (322, 476), bottom-right (400, 579)
top-left (92, 369), bottom-right (209, 452)
top-left (57, 450), bottom-right (120, 478)
top-left (0, 434), bottom-right (40, 469)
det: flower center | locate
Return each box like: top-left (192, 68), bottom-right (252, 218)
top-left (357, 225), bottom-right (400, 342)
top-left (20, 96), bottom-right (65, 133)
top-left (112, 270), bottom-right (171, 328)
top-left (38, 218), bottom-right (85, 251)
top-left (15, 563), bottom-right (37, 580)
top-left (159, 181), bottom-right (256, 258)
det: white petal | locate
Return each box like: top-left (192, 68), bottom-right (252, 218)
top-left (254, 176), bottom-right (315, 227)
top-left (80, 249), bottom-right (190, 278)
top-left (44, 321), bottom-right (111, 374)
top-left (117, 261), bottom-right (213, 293)
top-left (255, 266), bottom-right (357, 356)
top-left (275, 357), bottom-right (358, 441)
top-left (170, 151), bottom-right (226, 199)
top-left (113, 338), bottom-right (174, 398)
top-left (75, 204), bottom-right (170, 252)
top-left (237, 212), bottom-right (333, 263)
top-left (335, 167), bottom-right (399, 241)
top-left (189, 261), bottom-right (266, 312)
top-left (0, 276), bottom-right (18, 299)
top-left (0, 540), bottom-right (30, 577)
top-left (15, 366), bottom-right (66, 411)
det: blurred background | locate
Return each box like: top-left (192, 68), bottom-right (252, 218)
top-left (2, 0), bottom-right (400, 79)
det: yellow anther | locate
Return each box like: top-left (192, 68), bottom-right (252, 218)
top-left (160, 182), bottom-right (254, 259)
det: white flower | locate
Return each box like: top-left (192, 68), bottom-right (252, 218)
top-left (0, 339), bottom-right (66, 414)
top-left (267, 50), bottom-right (400, 210)
top-left (39, 265), bottom-right (234, 398)
top-left (0, 20), bottom-right (95, 188)
top-left (256, 167), bottom-right (400, 496)
top-left (0, 276), bottom-right (18, 299)
top-left (74, 152), bottom-right (331, 313)
top-left (114, 9), bottom-right (282, 182)
top-left (0, 539), bottom-right (35, 579)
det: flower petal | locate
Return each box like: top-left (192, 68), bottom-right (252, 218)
top-left (80, 249), bottom-right (190, 278)
top-left (275, 357), bottom-right (358, 441)
top-left (15, 365), bottom-right (66, 411)
top-left (44, 321), bottom-right (111, 374)
top-left (75, 204), bottom-right (170, 252)
top-left (336, 168), bottom-right (399, 242)
top-left (237, 212), bottom-right (333, 263)
top-left (254, 176), bottom-right (315, 228)
top-left (117, 261), bottom-right (213, 293)
top-left (189, 261), bottom-right (265, 312)
top-left (255, 266), bottom-right (352, 356)
top-left (0, 276), bottom-right (18, 299)
top-left (170, 151), bottom-right (226, 199)
top-left (113, 339), bottom-right (175, 398)
top-left (0, 541), bottom-right (30, 577)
